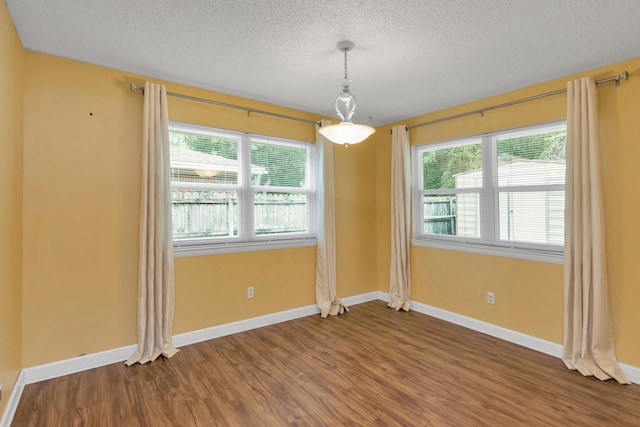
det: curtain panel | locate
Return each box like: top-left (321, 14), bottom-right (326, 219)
top-left (315, 120), bottom-right (348, 318)
top-left (562, 76), bottom-right (628, 384)
top-left (127, 82), bottom-right (179, 366)
top-left (388, 125), bottom-right (412, 311)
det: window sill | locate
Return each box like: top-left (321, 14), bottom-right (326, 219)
top-left (411, 238), bottom-right (563, 264)
top-left (173, 238), bottom-right (316, 257)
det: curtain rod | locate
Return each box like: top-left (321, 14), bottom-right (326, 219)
top-left (407, 71), bottom-right (629, 131)
top-left (130, 83), bottom-right (320, 125)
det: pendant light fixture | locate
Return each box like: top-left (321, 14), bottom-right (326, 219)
top-left (318, 41), bottom-right (375, 147)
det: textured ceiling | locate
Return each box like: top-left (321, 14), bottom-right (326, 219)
top-left (7, 0), bottom-right (640, 125)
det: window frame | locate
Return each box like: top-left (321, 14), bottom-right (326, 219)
top-left (169, 122), bottom-right (316, 257)
top-left (411, 120), bottom-right (566, 264)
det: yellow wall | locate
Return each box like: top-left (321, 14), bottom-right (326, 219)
top-left (21, 52), bottom-right (377, 367)
top-left (376, 57), bottom-right (640, 367)
top-left (0, 0), bottom-right (24, 415)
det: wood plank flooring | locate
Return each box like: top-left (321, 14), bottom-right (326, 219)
top-left (12, 301), bottom-right (640, 426)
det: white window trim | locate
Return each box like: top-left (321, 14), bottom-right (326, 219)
top-left (173, 238), bottom-right (317, 257)
top-left (169, 122), bottom-right (316, 256)
top-left (411, 120), bottom-right (566, 264)
top-left (411, 238), bottom-right (564, 264)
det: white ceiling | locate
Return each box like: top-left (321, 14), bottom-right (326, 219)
top-left (6, 0), bottom-right (640, 125)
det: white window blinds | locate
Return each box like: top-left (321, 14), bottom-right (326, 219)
top-left (495, 127), bottom-right (566, 246)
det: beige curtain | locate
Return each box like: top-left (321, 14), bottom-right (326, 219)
top-left (562, 76), bottom-right (628, 383)
top-left (388, 125), bottom-right (412, 311)
top-left (315, 120), bottom-right (348, 318)
top-left (126, 82), bottom-right (179, 366)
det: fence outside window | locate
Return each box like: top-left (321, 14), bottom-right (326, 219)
top-left (172, 190), bottom-right (307, 239)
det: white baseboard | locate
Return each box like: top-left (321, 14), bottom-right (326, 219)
top-left (172, 303), bottom-right (320, 348)
top-left (381, 292), bottom-right (640, 385)
top-left (409, 298), bottom-right (564, 358)
top-left (620, 363), bottom-right (640, 385)
top-left (173, 292), bottom-right (379, 348)
top-left (342, 291), bottom-right (380, 307)
top-left (377, 291), bottom-right (391, 303)
top-left (0, 370), bottom-right (25, 427)
top-left (23, 344), bottom-right (137, 385)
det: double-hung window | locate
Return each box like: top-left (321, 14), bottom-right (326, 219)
top-left (169, 122), bottom-right (315, 256)
top-left (412, 121), bottom-right (566, 262)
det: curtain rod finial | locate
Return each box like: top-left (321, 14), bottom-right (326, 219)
top-left (616, 71), bottom-right (629, 86)
top-left (130, 82), bottom-right (144, 92)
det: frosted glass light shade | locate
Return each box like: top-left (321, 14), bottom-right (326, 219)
top-left (318, 122), bottom-right (376, 146)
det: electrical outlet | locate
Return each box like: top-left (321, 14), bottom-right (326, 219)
top-left (487, 291), bottom-right (495, 304)
top-left (247, 286), bottom-right (254, 299)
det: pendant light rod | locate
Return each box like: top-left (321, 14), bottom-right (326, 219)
top-left (344, 49), bottom-right (348, 80)
top-left (337, 40), bottom-right (354, 80)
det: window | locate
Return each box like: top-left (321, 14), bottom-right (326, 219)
top-left (412, 121), bottom-right (566, 262)
top-left (169, 122), bottom-right (315, 256)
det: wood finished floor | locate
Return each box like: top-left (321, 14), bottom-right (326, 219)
top-left (12, 301), bottom-right (640, 426)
